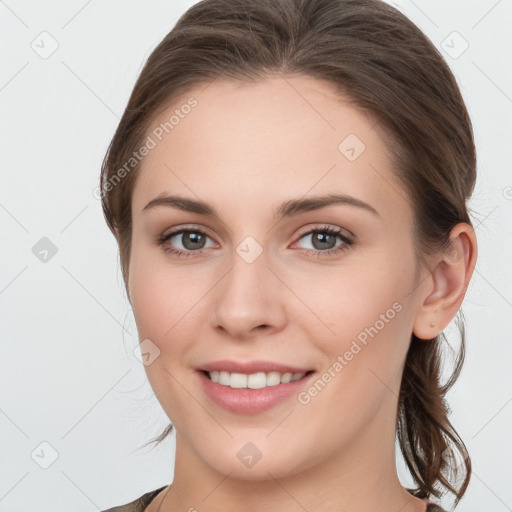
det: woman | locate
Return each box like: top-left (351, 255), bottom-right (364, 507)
top-left (99, 0), bottom-right (478, 510)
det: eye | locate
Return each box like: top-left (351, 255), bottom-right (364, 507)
top-left (155, 224), bottom-right (354, 259)
top-left (294, 225), bottom-right (354, 257)
top-left (156, 227), bottom-right (217, 257)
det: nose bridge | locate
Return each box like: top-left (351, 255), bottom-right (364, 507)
top-left (210, 239), bottom-right (286, 337)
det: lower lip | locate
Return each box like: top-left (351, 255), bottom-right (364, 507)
top-left (197, 370), bottom-right (316, 414)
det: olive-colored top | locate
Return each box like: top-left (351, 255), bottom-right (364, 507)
top-left (101, 485), bottom-right (167, 512)
top-left (101, 486), bottom-right (447, 512)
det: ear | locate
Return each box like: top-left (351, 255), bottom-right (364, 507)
top-left (413, 223), bottom-right (478, 340)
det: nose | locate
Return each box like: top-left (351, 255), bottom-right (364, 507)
top-left (209, 247), bottom-right (287, 340)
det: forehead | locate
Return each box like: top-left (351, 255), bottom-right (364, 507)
top-left (131, 75), bottom-right (411, 223)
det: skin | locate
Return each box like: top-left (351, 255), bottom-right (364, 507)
top-left (125, 75), bottom-right (477, 512)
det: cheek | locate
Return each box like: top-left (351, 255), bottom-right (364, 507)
top-left (284, 251), bottom-right (417, 395)
top-left (292, 267), bottom-right (414, 433)
top-left (129, 241), bottom-right (177, 342)
top-left (128, 250), bottom-right (203, 421)
top-left (128, 245), bottom-right (214, 347)
top-left (290, 260), bottom-right (412, 343)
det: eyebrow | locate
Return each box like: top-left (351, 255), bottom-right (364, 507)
top-left (142, 193), bottom-right (380, 219)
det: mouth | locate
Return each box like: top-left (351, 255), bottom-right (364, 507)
top-left (200, 369), bottom-right (316, 389)
top-left (196, 367), bottom-right (317, 414)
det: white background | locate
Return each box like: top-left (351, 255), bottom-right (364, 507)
top-left (1, 1), bottom-right (511, 510)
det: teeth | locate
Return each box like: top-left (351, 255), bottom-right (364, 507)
top-left (208, 370), bottom-right (307, 388)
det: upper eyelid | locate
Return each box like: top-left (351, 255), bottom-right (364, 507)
top-left (296, 224), bottom-right (353, 238)
top-left (164, 224), bottom-right (218, 243)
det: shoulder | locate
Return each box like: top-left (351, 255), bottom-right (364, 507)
top-left (101, 485), bottom-right (168, 512)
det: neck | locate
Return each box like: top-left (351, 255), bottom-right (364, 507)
top-left (156, 415), bottom-right (427, 512)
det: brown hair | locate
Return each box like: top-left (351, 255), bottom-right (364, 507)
top-left (100, 0), bottom-right (475, 505)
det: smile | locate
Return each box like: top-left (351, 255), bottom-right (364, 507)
top-left (204, 370), bottom-right (313, 389)
top-left (197, 369), bottom-right (316, 414)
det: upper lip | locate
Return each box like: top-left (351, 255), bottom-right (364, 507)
top-left (197, 360), bottom-right (314, 375)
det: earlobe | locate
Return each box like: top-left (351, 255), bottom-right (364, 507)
top-left (413, 223), bottom-right (477, 340)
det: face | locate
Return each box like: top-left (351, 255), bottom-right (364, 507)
top-left (128, 75), bottom-right (425, 481)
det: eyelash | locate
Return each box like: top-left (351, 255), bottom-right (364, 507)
top-left (155, 225), bottom-right (354, 259)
